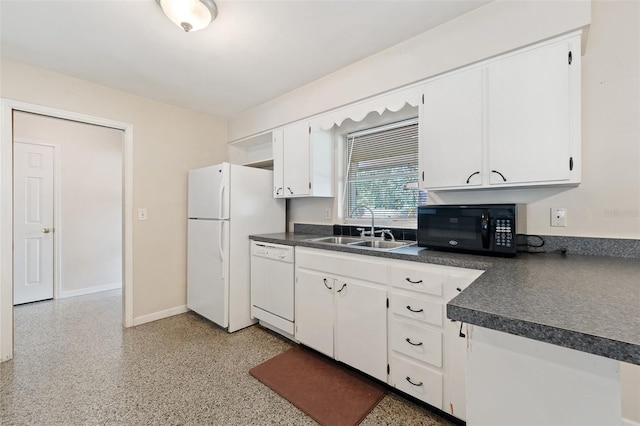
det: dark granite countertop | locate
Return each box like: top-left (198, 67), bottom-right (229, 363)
top-left (250, 232), bottom-right (640, 365)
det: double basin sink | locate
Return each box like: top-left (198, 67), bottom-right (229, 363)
top-left (306, 236), bottom-right (416, 251)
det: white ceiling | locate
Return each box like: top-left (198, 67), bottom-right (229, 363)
top-left (0, 0), bottom-right (489, 118)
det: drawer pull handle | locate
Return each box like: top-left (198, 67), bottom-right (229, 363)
top-left (337, 283), bottom-right (347, 293)
top-left (459, 321), bottom-right (466, 338)
top-left (405, 278), bottom-right (423, 284)
top-left (466, 171), bottom-right (480, 184)
top-left (323, 278), bottom-right (332, 290)
top-left (405, 338), bottom-right (423, 347)
top-left (406, 305), bottom-right (424, 313)
top-left (406, 377), bottom-right (423, 387)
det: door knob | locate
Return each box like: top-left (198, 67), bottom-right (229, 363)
top-left (42, 228), bottom-right (51, 234)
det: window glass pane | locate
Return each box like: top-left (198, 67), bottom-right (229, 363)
top-left (345, 119), bottom-right (419, 221)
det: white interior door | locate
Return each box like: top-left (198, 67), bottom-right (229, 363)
top-left (13, 142), bottom-right (55, 305)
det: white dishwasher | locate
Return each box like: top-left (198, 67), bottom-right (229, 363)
top-left (250, 241), bottom-right (295, 339)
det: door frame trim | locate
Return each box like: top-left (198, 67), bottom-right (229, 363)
top-left (0, 98), bottom-right (134, 362)
top-left (13, 139), bottom-right (62, 301)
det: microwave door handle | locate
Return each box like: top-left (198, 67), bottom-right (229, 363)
top-left (481, 211), bottom-right (490, 249)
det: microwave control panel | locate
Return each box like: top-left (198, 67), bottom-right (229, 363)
top-left (494, 218), bottom-right (514, 249)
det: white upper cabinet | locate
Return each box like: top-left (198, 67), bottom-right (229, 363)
top-left (272, 121), bottom-right (334, 198)
top-left (273, 122), bottom-right (308, 197)
top-left (487, 38), bottom-right (577, 186)
top-left (420, 68), bottom-right (484, 189)
top-left (420, 33), bottom-right (581, 191)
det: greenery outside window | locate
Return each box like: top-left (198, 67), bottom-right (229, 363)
top-left (344, 118), bottom-right (419, 224)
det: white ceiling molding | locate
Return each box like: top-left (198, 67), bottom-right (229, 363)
top-left (311, 87), bottom-right (420, 131)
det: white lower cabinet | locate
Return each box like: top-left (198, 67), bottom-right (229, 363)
top-left (390, 354), bottom-right (444, 408)
top-left (388, 260), bottom-right (483, 421)
top-left (442, 279), bottom-right (474, 421)
top-left (334, 278), bottom-right (387, 381)
top-left (389, 319), bottom-right (443, 367)
top-left (294, 247), bottom-right (483, 421)
top-left (295, 248), bottom-right (388, 382)
top-left (295, 268), bottom-right (334, 357)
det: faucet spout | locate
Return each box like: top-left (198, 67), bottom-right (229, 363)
top-left (350, 205), bottom-right (375, 237)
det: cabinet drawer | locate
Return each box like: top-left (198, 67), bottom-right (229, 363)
top-left (390, 354), bottom-right (443, 409)
top-left (390, 319), bottom-right (443, 367)
top-left (389, 293), bottom-right (443, 327)
top-left (389, 262), bottom-right (452, 296)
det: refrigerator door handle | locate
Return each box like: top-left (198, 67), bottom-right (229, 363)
top-left (218, 221), bottom-right (225, 278)
top-left (218, 181), bottom-right (226, 219)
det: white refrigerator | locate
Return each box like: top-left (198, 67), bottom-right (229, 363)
top-left (187, 162), bottom-right (285, 332)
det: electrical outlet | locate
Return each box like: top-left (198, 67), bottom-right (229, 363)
top-left (324, 208), bottom-right (332, 220)
top-left (550, 208), bottom-right (566, 227)
top-left (138, 208), bottom-right (148, 221)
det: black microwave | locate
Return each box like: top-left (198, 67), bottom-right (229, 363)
top-left (417, 204), bottom-right (525, 257)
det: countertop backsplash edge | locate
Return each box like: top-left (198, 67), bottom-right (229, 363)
top-left (293, 223), bottom-right (640, 259)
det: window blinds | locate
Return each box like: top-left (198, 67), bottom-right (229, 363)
top-left (345, 118), bottom-right (419, 221)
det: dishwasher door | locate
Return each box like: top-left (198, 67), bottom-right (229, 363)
top-left (250, 242), bottom-right (295, 328)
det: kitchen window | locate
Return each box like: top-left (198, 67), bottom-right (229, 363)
top-left (344, 118), bottom-right (420, 224)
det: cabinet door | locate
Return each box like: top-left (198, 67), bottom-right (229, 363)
top-left (442, 281), bottom-right (473, 421)
top-left (295, 268), bottom-right (334, 357)
top-left (334, 278), bottom-right (387, 382)
top-left (283, 121), bottom-right (310, 196)
top-left (272, 129), bottom-right (284, 198)
top-left (308, 127), bottom-right (334, 197)
top-left (420, 68), bottom-right (483, 189)
top-left (488, 41), bottom-right (572, 185)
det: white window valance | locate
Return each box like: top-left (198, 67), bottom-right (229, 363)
top-left (311, 87), bottom-right (420, 131)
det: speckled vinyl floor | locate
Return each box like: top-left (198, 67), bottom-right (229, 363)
top-left (1, 290), bottom-right (456, 426)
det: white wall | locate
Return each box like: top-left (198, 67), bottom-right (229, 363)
top-left (14, 112), bottom-right (123, 297)
top-left (1, 59), bottom-right (227, 322)
top-left (228, 0), bottom-right (591, 141)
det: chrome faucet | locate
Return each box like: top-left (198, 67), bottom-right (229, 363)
top-left (350, 205), bottom-right (375, 238)
top-left (377, 229), bottom-right (395, 241)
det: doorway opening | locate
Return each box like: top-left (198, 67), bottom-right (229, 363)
top-left (13, 112), bottom-right (124, 305)
top-left (1, 99), bottom-right (134, 362)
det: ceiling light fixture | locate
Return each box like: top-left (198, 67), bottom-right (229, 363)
top-left (157, 0), bottom-right (218, 33)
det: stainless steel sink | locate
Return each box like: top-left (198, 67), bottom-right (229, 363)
top-left (306, 236), bottom-right (415, 251)
top-left (307, 236), bottom-right (364, 245)
top-left (350, 240), bottom-right (416, 250)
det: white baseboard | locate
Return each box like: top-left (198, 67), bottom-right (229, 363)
top-left (623, 418), bottom-right (640, 426)
top-left (132, 305), bottom-right (188, 326)
top-left (58, 282), bottom-right (122, 299)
